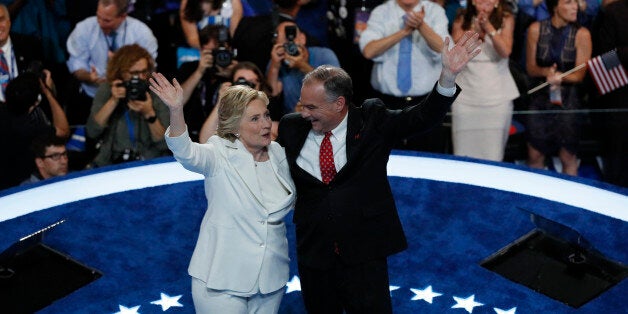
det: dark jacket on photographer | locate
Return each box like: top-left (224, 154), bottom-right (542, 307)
top-left (85, 82), bottom-right (171, 167)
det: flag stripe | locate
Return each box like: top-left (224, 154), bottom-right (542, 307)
top-left (617, 66), bottom-right (628, 84)
top-left (610, 68), bottom-right (623, 88)
top-left (591, 57), bottom-right (607, 95)
top-left (611, 66), bottom-right (624, 88)
top-left (594, 56), bottom-right (611, 94)
top-left (593, 57), bottom-right (610, 94)
top-left (608, 67), bottom-right (620, 89)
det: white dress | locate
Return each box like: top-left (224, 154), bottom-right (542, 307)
top-left (452, 33), bottom-right (520, 161)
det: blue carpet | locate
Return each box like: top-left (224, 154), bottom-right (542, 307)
top-left (0, 154), bottom-right (626, 314)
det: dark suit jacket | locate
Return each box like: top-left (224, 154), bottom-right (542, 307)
top-left (277, 84), bottom-right (460, 270)
top-left (10, 33), bottom-right (45, 75)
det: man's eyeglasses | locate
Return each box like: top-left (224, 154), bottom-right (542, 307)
top-left (43, 151), bottom-right (68, 161)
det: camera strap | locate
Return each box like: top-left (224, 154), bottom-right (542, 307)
top-left (124, 111), bottom-right (137, 149)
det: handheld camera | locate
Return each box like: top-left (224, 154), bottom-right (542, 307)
top-left (283, 25), bottom-right (300, 56)
top-left (212, 26), bottom-right (234, 68)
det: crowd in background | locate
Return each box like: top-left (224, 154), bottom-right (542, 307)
top-left (0, 0), bottom-right (626, 190)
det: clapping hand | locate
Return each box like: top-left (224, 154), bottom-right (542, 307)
top-left (404, 7), bottom-right (426, 30)
top-left (440, 31), bottom-right (482, 87)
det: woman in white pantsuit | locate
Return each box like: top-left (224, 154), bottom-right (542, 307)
top-left (150, 73), bottom-right (296, 313)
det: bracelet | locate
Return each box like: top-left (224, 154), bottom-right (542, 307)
top-left (489, 30), bottom-right (497, 37)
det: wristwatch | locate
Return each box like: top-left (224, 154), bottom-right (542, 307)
top-left (145, 115), bottom-right (157, 124)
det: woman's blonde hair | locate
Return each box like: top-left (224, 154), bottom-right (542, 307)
top-left (217, 85), bottom-right (269, 142)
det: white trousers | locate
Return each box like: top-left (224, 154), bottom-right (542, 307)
top-left (191, 277), bottom-right (284, 314)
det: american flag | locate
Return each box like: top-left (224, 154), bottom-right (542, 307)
top-left (587, 50), bottom-right (628, 95)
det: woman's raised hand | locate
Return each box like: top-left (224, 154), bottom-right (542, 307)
top-left (149, 72), bottom-right (184, 112)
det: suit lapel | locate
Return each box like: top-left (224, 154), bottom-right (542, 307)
top-left (268, 143), bottom-right (297, 212)
top-left (290, 119), bottom-right (312, 160)
top-left (224, 139), bottom-right (266, 207)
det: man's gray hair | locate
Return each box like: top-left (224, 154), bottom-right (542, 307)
top-left (303, 65), bottom-right (353, 104)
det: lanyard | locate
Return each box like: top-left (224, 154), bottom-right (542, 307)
top-left (124, 110), bottom-right (137, 149)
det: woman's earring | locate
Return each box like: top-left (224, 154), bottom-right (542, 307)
top-left (235, 133), bottom-right (240, 138)
top-left (495, 2), bottom-right (498, 8)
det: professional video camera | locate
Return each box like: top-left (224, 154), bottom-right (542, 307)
top-left (283, 25), bottom-right (300, 56)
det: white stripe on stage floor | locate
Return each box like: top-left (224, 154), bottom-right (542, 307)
top-left (1, 156), bottom-right (626, 223)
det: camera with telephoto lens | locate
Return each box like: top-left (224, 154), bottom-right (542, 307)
top-left (283, 25), bottom-right (300, 56)
top-left (123, 76), bottom-right (148, 101)
top-left (212, 26), bottom-right (234, 68)
top-left (233, 77), bottom-right (256, 89)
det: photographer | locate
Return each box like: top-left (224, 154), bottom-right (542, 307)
top-left (198, 61), bottom-right (283, 143)
top-left (85, 44), bottom-right (170, 167)
top-left (177, 24), bottom-right (238, 142)
top-left (0, 71), bottom-right (70, 189)
top-left (267, 21), bottom-right (339, 114)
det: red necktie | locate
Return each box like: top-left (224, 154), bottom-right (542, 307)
top-left (0, 49), bottom-right (9, 92)
top-left (320, 131), bottom-right (336, 184)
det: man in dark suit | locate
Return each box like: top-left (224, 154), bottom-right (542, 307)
top-left (0, 4), bottom-right (45, 103)
top-left (276, 31), bottom-right (481, 313)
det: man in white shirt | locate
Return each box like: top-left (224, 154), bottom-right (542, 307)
top-left (65, 0), bottom-right (157, 125)
top-left (359, 0), bottom-right (450, 151)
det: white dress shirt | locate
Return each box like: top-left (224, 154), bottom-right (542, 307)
top-left (297, 113), bottom-right (349, 181)
top-left (359, 0), bottom-right (450, 96)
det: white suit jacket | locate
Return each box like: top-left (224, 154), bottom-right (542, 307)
top-left (165, 128), bottom-right (296, 294)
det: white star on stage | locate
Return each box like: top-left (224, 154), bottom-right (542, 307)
top-left (451, 295), bottom-right (484, 313)
top-left (114, 305), bottom-right (141, 314)
top-left (410, 285), bottom-right (443, 304)
top-left (494, 307), bottom-right (517, 314)
top-left (285, 275), bottom-right (301, 293)
top-left (389, 285), bottom-right (400, 296)
top-left (150, 293), bottom-right (183, 311)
